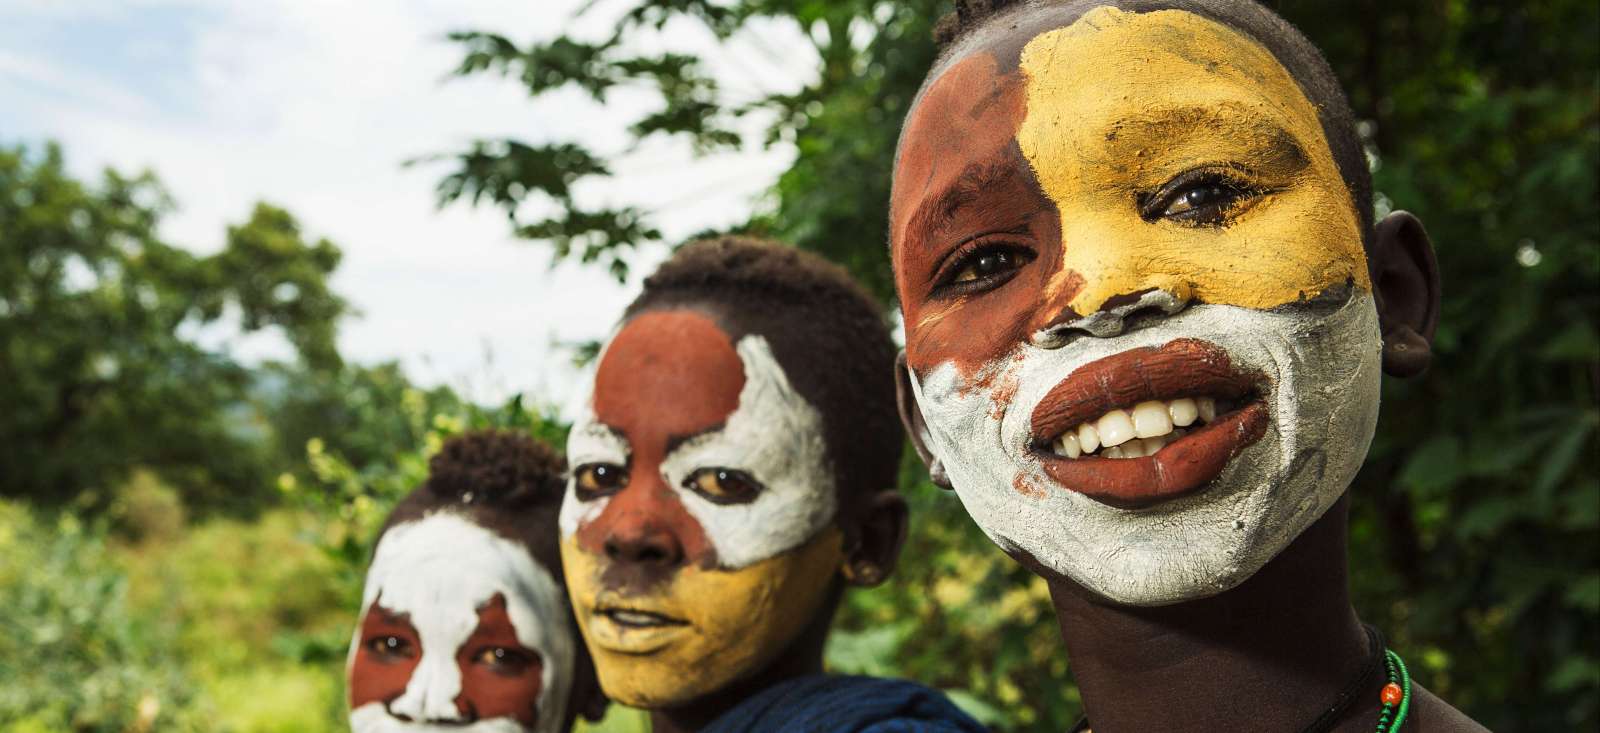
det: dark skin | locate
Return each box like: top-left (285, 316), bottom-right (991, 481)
top-left (894, 2), bottom-right (1479, 731)
top-left (596, 304), bottom-right (909, 733)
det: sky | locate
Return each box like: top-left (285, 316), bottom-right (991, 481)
top-left (0, 0), bottom-right (813, 409)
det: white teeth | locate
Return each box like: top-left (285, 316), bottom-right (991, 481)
top-left (1055, 431), bottom-right (1082, 458)
top-left (1131, 400), bottom-right (1173, 438)
top-left (1077, 423), bottom-right (1100, 453)
top-left (1096, 409), bottom-right (1136, 448)
top-left (1047, 397), bottom-right (1227, 459)
top-left (1169, 398), bottom-right (1198, 427)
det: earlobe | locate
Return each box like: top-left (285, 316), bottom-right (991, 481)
top-left (842, 490), bottom-right (908, 588)
top-left (895, 351), bottom-right (953, 490)
top-left (1371, 211), bottom-right (1441, 378)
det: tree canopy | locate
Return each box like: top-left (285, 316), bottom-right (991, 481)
top-left (0, 144), bottom-right (346, 511)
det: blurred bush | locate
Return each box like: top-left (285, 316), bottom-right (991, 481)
top-left (0, 499), bottom-right (211, 731)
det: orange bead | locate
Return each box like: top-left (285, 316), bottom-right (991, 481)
top-left (1381, 683), bottom-right (1404, 706)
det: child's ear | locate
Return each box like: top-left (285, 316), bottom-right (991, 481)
top-left (841, 489), bottom-right (908, 588)
top-left (895, 351), bottom-right (953, 489)
top-left (1371, 211), bottom-right (1441, 378)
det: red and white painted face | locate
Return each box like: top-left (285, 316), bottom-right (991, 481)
top-left (347, 513), bottom-right (576, 733)
top-left (558, 309), bottom-right (845, 708)
top-left (892, 7), bottom-right (1382, 605)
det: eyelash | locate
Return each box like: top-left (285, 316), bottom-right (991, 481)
top-left (930, 238), bottom-right (1037, 298)
top-left (1138, 168), bottom-right (1267, 226)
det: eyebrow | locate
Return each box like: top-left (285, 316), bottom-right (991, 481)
top-left (904, 159), bottom-right (1024, 252)
top-left (663, 424), bottom-right (727, 457)
top-left (1100, 106), bottom-right (1310, 173)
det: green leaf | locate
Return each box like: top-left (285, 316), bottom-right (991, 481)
top-left (1565, 573), bottom-right (1600, 612)
top-left (1398, 434), bottom-right (1464, 496)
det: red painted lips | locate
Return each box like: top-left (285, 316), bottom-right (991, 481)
top-left (1029, 338), bottom-right (1268, 508)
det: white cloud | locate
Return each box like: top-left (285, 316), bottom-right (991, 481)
top-left (0, 0), bottom-right (813, 409)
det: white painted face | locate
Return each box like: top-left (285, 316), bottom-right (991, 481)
top-left (347, 513), bottom-right (576, 733)
top-left (559, 332), bottom-right (837, 567)
top-left (910, 296), bottom-right (1382, 606)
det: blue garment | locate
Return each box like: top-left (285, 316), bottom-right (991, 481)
top-left (699, 674), bottom-right (988, 733)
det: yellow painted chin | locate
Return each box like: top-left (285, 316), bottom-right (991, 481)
top-left (559, 529), bottom-right (845, 709)
top-left (1015, 7), bottom-right (1369, 313)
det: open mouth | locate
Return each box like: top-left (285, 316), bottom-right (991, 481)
top-left (585, 600), bottom-right (691, 654)
top-left (596, 607), bottom-right (688, 629)
top-left (1028, 338), bottom-right (1268, 508)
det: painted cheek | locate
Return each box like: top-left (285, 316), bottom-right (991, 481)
top-left (893, 52), bottom-right (1066, 378)
top-left (454, 595), bottom-right (543, 727)
top-left (349, 604), bottom-right (422, 709)
top-left (573, 469), bottom-right (717, 567)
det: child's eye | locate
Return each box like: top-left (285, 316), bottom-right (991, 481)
top-left (473, 646), bottom-right (536, 674)
top-left (933, 243), bottom-right (1035, 296)
top-left (366, 635), bottom-right (416, 661)
top-left (683, 468), bottom-right (763, 504)
top-left (951, 248), bottom-right (1023, 283)
top-left (574, 463), bottom-right (627, 499)
top-left (1141, 170), bottom-right (1263, 226)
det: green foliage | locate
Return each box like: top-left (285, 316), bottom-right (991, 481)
top-left (0, 144), bottom-right (347, 512)
top-left (1281, 2), bottom-right (1600, 729)
top-left (0, 499), bottom-right (213, 731)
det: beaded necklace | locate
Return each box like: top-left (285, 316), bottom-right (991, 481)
top-left (1065, 625), bottom-right (1414, 733)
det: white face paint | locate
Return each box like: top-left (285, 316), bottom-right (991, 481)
top-left (910, 295), bottom-right (1382, 606)
top-left (560, 334), bottom-right (836, 568)
top-left (347, 513), bottom-right (576, 733)
top-left (348, 706), bottom-right (528, 733)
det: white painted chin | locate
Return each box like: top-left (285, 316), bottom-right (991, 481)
top-left (911, 294), bottom-right (1382, 606)
top-left (349, 704), bottom-right (531, 733)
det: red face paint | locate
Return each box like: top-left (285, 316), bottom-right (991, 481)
top-left (349, 601), bottom-right (422, 709)
top-left (454, 594), bottom-right (544, 726)
top-left (891, 51), bottom-right (1075, 378)
top-left (575, 310), bottom-right (742, 575)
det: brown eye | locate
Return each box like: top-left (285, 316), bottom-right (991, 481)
top-left (1145, 171), bottom-right (1260, 226)
top-left (366, 635), bottom-right (415, 661)
top-left (934, 243), bottom-right (1035, 297)
top-left (683, 468), bottom-right (763, 504)
top-left (473, 646), bottom-right (535, 674)
top-left (950, 248), bottom-right (1021, 283)
top-left (1164, 184), bottom-right (1240, 218)
top-left (574, 463), bottom-right (627, 499)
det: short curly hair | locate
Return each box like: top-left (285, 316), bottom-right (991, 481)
top-left (381, 429), bottom-right (567, 571)
top-left (919, 0), bottom-right (1375, 251)
top-left (623, 236), bottom-right (903, 515)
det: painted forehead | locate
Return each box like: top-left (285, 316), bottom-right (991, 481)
top-left (365, 512), bottom-right (550, 611)
top-left (593, 309), bottom-right (745, 442)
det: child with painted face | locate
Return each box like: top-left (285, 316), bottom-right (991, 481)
top-left (560, 237), bottom-right (985, 733)
top-left (348, 430), bottom-right (605, 732)
top-left (891, 1), bottom-right (1486, 731)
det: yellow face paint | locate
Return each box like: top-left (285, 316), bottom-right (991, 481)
top-left (1015, 7), bottom-right (1369, 314)
top-left (560, 527), bottom-right (845, 708)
